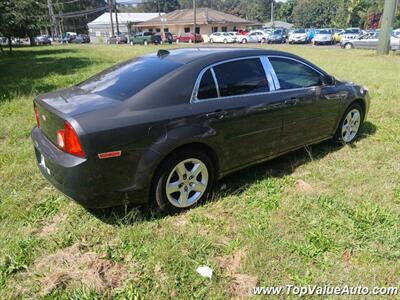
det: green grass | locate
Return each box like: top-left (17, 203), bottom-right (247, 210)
top-left (0, 44), bottom-right (399, 299)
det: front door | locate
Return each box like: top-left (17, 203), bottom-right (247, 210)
top-left (267, 56), bottom-right (333, 151)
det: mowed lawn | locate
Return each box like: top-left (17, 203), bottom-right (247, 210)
top-left (0, 44), bottom-right (399, 299)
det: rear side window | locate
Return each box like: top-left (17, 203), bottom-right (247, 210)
top-left (79, 57), bottom-right (181, 100)
top-left (213, 58), bottom-right (269, 97)
top-left (269, 57), bottom-right (323, 90)
top-left (197, 69), bottom-right (218, 100)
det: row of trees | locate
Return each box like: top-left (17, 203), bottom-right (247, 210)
top-left (1, 0), bottom-right (399, 53)
top-left (0, 0), bottom-right (105, 53)
top-left (132, 0), bottom-right (400, 29)
top-left (277, 0), bottom-right (400, 29)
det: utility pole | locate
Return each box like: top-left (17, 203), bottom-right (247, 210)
top-left (108, 0), bottom-right (115, 37)
top-left (271, 1), bottom-right (274, 27)
top-left (47, 0), bottom-right (57, 37)
top-left (377, 0), bottom-right (398, 54)
top-left (193, 0), bottom-right (197, 43)
top-left (114, 0), bottom-right (120, 35)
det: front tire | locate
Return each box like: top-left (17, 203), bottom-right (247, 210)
top-left (153, 149), bottom-right (215, 213)
top-left (242, 38), bottom-right (247, 44)
top-left (335, 103), bottom-right (363, 143)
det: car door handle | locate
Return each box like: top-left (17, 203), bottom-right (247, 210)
top-left (206, 110), bottom-right (226, 120)
top-left (284, 97), bottom-right (299, 106)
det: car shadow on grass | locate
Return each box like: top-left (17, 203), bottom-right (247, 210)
top-left (88, 121), bottom-right (377, 226)
top-left (0, 48), bottom-right (99, 102)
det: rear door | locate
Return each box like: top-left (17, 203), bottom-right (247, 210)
top-left (191, 57), bottom-right (286, 169)
top-left (268, 56), bottom-right (339, 150)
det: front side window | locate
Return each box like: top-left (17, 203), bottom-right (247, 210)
top-left (269, 57), bottom-right (323, 90)
top-left (197, 69), bottom-right (218, 100)
top-left (213, 58), bottom-right (269, 97)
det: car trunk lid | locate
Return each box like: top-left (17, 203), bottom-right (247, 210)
top-left (34, 87), bottom-right (119, 146)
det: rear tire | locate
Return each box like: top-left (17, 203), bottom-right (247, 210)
top-left (144, 40), bottom-right (148, 46)
top-left (209, 38), bottom-right (214, 44)
top-left (344, 42), bottom-right (353, 49)
top-left (152, 148), bottom-right (215, 214)
top-left (242, 38), bottom-right (247, 44)
top-left (335, 103), bottom-right (363, 144)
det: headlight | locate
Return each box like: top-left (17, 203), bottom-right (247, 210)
top-left (360, 86), bottom-right (369, 94)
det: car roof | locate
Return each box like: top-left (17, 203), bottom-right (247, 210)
top-left (143, 47), bottom-right (319, 67)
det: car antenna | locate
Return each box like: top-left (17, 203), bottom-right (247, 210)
top-left (157, 49), bottom-right (170, 58)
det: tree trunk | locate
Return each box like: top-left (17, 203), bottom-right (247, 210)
top-left (7, 36), bottom-right (12, 54)
top-left (29, 36), bottom-right (35, 46)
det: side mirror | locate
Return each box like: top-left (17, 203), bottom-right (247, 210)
top-left (323, 75), bottom-right (336, 86)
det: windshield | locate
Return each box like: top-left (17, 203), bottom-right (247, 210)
top-left (79, 57), bottom-right (182, 100)
top-left (273, 30), bottom-right (283, 34)
top-left (294, 29), bottom-right (306, 34)
top-left (345, 28), bottom-right (359, 34)
top-left (317, 29), bottom-right (331, 34)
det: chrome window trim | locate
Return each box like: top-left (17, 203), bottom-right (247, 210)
top-left (267, 55), bottom-right (326, 91)
top-left (261, 56), bottom-right (280, 90)
top-left (210, 68), bottom-right (220, 98)
top-left (191, 56), bottom-right (275, 103)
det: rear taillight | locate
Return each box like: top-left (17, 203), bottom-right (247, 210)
top-left (34, 102), bottom-right (40, 128)
top-left (56, 121), bottom-right (85, 158)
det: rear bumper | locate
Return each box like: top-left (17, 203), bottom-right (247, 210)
top-left (31, 127), bottom-right (147, 208)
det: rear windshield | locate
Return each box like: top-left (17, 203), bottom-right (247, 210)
top-left (318, 29), bottom-right (331, 34)
top-left (294, 29), bottom-right (306, 33)
top-left (79, 57), bottom-right (182, 100)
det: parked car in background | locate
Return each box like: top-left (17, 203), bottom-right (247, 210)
top-left (70, 34), bottom-right (90, 44)
top-left (0, 37), bottom-right (8, 45)
top-left (341, 28), bottom-right (364, 40)
top-left (130, 32), bottom-right (161, 45)
top-left (244, 30), bottom-right (270, 43)
top-left (313, 29), bottom-right (335, 45)
top-left (208, 32), bottom-right (236, 44)
top-left (176, 33), bottom-right (203, 43)
top-left (288, 28), bottom-right (309, 44)
top-left (31, 48), bottom-right (370, 213)
top-left (35, 35), bottom-right (52, 45)
top-left (341, 31), bottom-right (400, 50)
top-left (228, 32), bottom-right (247, 43)
top-left (267, 29), bottom-right (286, 44)
top-left (333, 29), bottom-right (345, 43)
top-left (154, 32), bottom-right (174, 44)
top-left (109, 34), bottom-right (127, 44)
top-left (393, 28), bottom-right (400, 37)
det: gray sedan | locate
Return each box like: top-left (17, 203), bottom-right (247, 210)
top-left (341, 32), bottom-right (400, 50)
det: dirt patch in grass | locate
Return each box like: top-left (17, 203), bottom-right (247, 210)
top-left (217, 248), bottom-right (258, 298)
top-left (295, 179), bottom-right (314, 194)
top-left (36, 243), bottom-right (129, 295)
top-left (37, 214), bottom-right (67, 237)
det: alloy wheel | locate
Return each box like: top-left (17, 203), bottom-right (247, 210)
top-left (342, 109), bottom-right (361, 142)
top-left (165, 158), bottom-right (209, 208)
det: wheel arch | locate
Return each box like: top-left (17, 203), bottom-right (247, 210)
top-left (346, 98), bottom-right (366, 121)
top-left (152, 142), bottom-right (220, 181)
top-left (148, 142), bottom-right (220, 202)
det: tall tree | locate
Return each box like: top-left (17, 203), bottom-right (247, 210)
top-left (0, 0), bottom-right (48, 53)
top-left (292, 0), bottom-right (340, 28)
